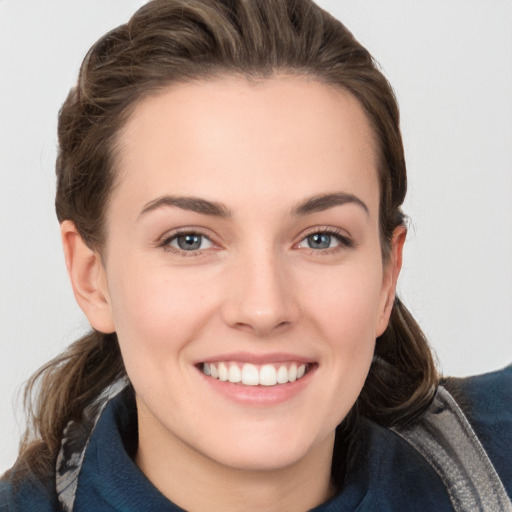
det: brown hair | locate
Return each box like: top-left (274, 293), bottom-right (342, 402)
top-left (8, 0), bottom-right (437, 482)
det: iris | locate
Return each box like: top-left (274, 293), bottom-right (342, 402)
top-left (307, 233), bottom-right (332, 249)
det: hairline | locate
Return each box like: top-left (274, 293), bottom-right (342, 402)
top-left (94, 70), bottom-right (390, 261)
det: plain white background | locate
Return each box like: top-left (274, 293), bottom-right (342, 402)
top-left (0, 0), bottom-right (510, 474)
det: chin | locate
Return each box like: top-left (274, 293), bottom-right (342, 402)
top-left (197, 424), bottom-right (334, 473)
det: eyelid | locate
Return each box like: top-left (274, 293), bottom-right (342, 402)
top-left (157, 227), bottom-right (221, 255)
top-left (294, 226), bottom-right (355, 251)
top-left (169, 233), bottom-right (213, 251)
top-left (155, 225), bottom-right (354, 256)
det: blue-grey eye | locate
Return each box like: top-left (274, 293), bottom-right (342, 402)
top-left (307, 233), bottom-right (333, 249)
top-left (170, 233), bottom-right (212, 251)
top-left (297, 231), bottom-right (348, 251)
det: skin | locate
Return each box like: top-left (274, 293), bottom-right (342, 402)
top-left (62, 76), bottom-right (405, 512)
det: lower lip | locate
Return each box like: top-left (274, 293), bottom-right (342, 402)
top-left (198, 365), bottom-right (317, 406)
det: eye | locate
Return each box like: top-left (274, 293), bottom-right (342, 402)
top-left (297, 229), bottom-right (353, 251)
top-left (165, 232), bottom-right (213, 252)
top-left (302, 232), bottom-right (337, 250)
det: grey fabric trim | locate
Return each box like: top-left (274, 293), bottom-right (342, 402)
top-left (55, 377), bottom-right (129, 512)
top-left (54, 379), bottom-right (511, 511)
top-left (391, 386), bottom-right (512, 512)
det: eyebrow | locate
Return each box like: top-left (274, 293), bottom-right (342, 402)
top-left (138, 191), bottom-right (368, 220)
top-left (291, 192), bottom-right (369, 216)
top-left (139, 195), bottom-right (232, 219)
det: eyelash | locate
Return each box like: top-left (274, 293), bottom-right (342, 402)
top-left (160, 229), bottom-right (216, 257)
top-left (297, 227), bottom-right (355, 255)
top-left (158, 227), bottom-right (354, 257)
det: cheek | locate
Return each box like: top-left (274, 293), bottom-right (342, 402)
top-left (107, 262), bottom-right (214, 370)
top-left (300, 258), bottom-right (383, 411)
top-left (304, 259), bottom-right (384, 341)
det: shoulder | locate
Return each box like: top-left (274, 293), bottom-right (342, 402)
top-left (0, 470), bottom-right (59, 512)
top-left (443, 364), bottom-right (512, 497)
top-left (443, 364), bottom-right (512, 445)
top-left (0, 480), bottom-right (14, 512)
top-left (443, 364), bottom-right (512, 411)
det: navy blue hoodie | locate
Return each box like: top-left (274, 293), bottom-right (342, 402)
top-left (1, 366), bottom-right (511, 511)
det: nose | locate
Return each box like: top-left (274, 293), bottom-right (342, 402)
top-left (221, 248), bottom-right (300, 337)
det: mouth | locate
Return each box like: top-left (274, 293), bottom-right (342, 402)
top-left (199, 361), bottom-right (312, 387)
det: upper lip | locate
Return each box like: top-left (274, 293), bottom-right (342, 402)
top-left (196, 352), bottom-right (315, 365)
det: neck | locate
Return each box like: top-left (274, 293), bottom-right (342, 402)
top-left (135, 402), bottom-right (336, 512)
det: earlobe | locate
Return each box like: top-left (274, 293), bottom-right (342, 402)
top-left (60, 220), bottom-right (115, 333)
top-left (376, 226), bottom-right (407, 336)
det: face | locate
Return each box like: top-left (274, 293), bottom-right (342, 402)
top-left (93, 77), bottom-right (401, 473)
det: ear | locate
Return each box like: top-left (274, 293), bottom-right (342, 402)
top-left (376, 225), bottom-right (407, 336)
top-left (60, 220), bottom-right (115, 333)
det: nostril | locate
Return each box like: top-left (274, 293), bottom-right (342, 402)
top-left (230, 318), bottom-right (292, 337)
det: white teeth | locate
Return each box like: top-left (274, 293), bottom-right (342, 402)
top-left (277, 365), bottom-right (288, 384)
top-left (202, 362), bottom-right (309, 386)
top-left (228, 365), bottom-right (242, 383)
top-left (241, 363), bottom-right (259, 385)
top-left (218, 362), bottom-right (228, 381)
top-left (289, 363), bottom-right (297, 382)
top-left (259, 364), bottom-right (277, 386)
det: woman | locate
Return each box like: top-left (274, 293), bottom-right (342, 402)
top-left (1, 1), bottom-right (511, 510)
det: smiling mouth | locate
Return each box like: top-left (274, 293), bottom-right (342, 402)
top-left (200, 362), bottom-right (311, 387)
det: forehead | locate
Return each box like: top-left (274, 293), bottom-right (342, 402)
top-left (112, 76), bottom-right (380, 219)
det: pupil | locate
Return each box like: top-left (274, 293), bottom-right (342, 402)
top-left (308, 233), bottom-right (330, 249)
top-left (178, 234), bottom-right (201, 250)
